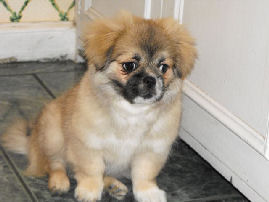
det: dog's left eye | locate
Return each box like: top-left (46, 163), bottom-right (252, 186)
top-left (122, 62), bottom-right (137, 73)
top-left (159, 64), bottom-right (169, 74)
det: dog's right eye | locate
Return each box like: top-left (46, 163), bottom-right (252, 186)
top-left (122, 62), bottom-right (137, 74)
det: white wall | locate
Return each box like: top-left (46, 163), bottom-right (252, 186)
top-left (183, 0), bottom-right (269, 138)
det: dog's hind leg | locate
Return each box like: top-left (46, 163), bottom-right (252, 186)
top-left (35, 102), bottom-right (70, 194)
top-left (104, 176), bottom-right (128, 200)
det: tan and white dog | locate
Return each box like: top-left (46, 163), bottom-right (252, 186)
top-left (1, 12), bottom-right (197, 202)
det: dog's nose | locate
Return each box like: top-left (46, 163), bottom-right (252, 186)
top-left (143, 76), bottom-right (156, 89)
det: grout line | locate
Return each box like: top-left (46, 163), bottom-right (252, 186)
top-left (0, 73), bottom-right (34, 77)
top-left (0, 146), bottom-right (38, 202)
top-left (32, 74), bottom-right (56, 99)
top-left (183, 193), bottom-right (246, 202)
top-left (0, 69), bottom-right (85, 77)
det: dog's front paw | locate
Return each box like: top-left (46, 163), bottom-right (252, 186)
top-left (48, 170), bottom-right (70, 194)
top-left (134, 185), bottom-right (167, 202)
top-left (74, 184), bottom-right (103, 202)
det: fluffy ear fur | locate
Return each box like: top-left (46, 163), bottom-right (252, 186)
top-left (83, 12), bottom-right (136, 69)
top-left (155, 18), bottom-right (197, 79)
top-left (83, 13), bottom-right (197, 76)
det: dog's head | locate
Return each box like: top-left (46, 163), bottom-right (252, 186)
top-left (83, 12), bottom-right (197, 105)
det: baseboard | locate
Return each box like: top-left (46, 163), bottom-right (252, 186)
top-left (182, 79), bottom-right (265, 156)
top-left (180, 80), bottom-right (269, 202)
top-left (180, 128), bottom-right (267, 202)
top-left (0, 22), bottom-right (77, 63)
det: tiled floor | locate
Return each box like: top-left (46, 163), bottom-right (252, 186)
top-left (0, 62), bottom-right (249, 202)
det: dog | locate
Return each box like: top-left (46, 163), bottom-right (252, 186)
top-left (1, 12), bottom-right (197, 202)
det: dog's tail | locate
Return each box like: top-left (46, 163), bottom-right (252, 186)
top-left (1, 119), bottom-right (49, 177)
top-left (1, 119), bottom-right (30, 155)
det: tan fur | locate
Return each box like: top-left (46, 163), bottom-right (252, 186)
top-left (155, 18), bottom-right (197, 79)
top-left (1, 119), bottom-right (29, 154)
top-left (1, 12), bottom-right (196, 202)
top-left (104, 176), bottom-right (128, 200)
top-left (48, 169), bottom-right (70, 193)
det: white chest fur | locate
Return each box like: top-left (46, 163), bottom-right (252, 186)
top-left (107, 100), bottom-right (160, 176)
top-left (85, 100), bottom-right (160, 177)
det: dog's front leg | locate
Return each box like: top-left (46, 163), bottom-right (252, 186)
top-left (132, 152), bottom-right (167, 202)
top-left (70, 145), bottom-right (104, 202)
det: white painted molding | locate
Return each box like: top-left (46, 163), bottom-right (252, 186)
top-left (180, 83), bottom-right (269, 202)
top-left (0, 22), bottom-right (76, 62)
top-left (84, 0), bottom-right (92, 12)
top-left (144, 0), bottom-right (152, 19)
top-left (264, 113), bottom-right (269, 158)
top-left (182, 79), bottom-right (266, 156)
top-left (179, 0), bottom-right (184, 24)
top-left (180, 128), bottom-right (267, 202)
top-left (173, 0), bottom-right (184, 23)
top-left (160, 0), bottom-right (164, 18)
top-left (76, 0), bottom-right (82, 15)
top-left (85, 7), bottom-right (103, 20)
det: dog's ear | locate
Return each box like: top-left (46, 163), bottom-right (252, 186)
top-left (83, 12), bottom-right (135, 70)
top-left (155, 18), bottom-right (197, 79)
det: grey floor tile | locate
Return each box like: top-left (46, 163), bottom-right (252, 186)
top-left (0, 102), bottom-right (10, 121)
top-left (1, 151), bottom-right (76, 202)
top-left (161, 140), bottom-right (248, 202)
top-left (36, 71), bottom-right (84, 97)
top-left (215, 198), bottom-right (249, 202)
top-left (19, 170), bottom-right (76, 202)
top-left (0, 149), bottom-right (32, 202)
top-left (0, 75), bottom-right (51, 102)
top-left (0, 75), bottom-right (52, 122)
top-left (201, 195), bottom-right (250, 202)
top-left (181, 195), bottom-right (249, 202)
top-left (0, 61), bottom-right (86, 76)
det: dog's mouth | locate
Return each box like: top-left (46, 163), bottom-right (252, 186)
top-left (111, 72), bottom-right (164, 104)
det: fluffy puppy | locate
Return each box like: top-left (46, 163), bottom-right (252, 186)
top-left (1, 12), bottom-right (196, 202)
